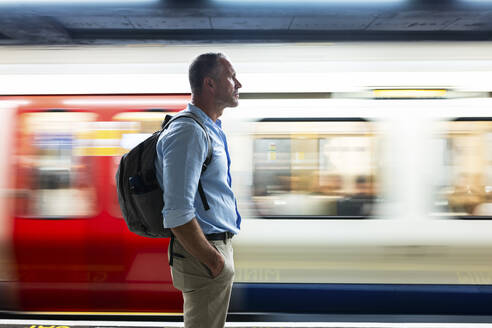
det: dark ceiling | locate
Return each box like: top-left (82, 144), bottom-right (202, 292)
top-left (1, 0), bottom-right (492, 45)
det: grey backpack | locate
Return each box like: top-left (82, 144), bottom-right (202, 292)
top-left (115, 112), bottom-right (212, 238)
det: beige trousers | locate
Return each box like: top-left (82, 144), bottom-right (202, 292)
top-left (169, 238), bottom-right (235, 328)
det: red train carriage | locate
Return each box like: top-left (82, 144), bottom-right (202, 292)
top-left (7, 95), bottom-right (189, 313)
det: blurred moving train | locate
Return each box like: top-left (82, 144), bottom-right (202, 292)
top-left (1, 43), bottom-right (492, 315)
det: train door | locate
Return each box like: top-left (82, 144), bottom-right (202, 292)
top-left (13, 105), bottom-right (102, 310)
top-left (10, 95), bottom-right (188, 313)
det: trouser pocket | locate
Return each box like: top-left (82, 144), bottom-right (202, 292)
top-left (210, 240), bottom-right (235, 281)
top-left (170, 239), bottom-right (216, 292)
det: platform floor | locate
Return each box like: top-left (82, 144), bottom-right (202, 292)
top-left (2, 314), bottom-right (492, 328)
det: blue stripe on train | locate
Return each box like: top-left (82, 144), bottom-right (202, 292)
top-left (230, 283), bottom-right (492, 314)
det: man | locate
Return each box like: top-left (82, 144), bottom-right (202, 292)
top-left (155, 53), bottom-right (242, 328)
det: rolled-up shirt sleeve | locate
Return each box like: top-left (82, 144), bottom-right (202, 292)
top-left (159, 120), bottom-right (207, 228)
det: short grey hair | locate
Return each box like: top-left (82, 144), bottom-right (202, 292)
top-left (188, 52), bottom-right (226, 95)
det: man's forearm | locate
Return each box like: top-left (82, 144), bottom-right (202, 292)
top-left (171, 218), bottom-right (224, 277)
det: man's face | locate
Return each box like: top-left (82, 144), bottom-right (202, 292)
top-left (213, 57), bottom-right (242, 108)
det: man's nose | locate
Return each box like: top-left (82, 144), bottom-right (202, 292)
top-left (235, 78), bottom-right (242, 89)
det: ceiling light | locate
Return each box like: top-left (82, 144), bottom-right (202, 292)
top-left (373, 89), bottom-right (448, 99)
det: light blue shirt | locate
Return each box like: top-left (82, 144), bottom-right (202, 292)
top-left (155, 104), bottom-right (241, 235)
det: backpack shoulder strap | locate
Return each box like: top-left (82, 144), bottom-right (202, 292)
top-left (161, 111), bottom-right (213, 211)
top-left (162, 112), bottom-right (213, 172)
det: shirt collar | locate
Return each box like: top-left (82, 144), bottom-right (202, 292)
top-left (186, 103), bottom-right (222, 129)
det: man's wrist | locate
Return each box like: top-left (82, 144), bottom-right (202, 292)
top-left (206, 248), bottom-right (225, 276)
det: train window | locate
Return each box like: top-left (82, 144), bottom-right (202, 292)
top-left (433, 119), bottom-right (492, 218)
top-left (110, 112), bottom-right (168, 218)
top-left (15, 112), bottom-right (98, 218)
top-left (252, 119), bottom-right (380, 219)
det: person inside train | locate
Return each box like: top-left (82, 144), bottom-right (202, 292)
top-left (309, 173), bottom-right (345, 216)
top-left (337, 175), bottom-right (375, 217)
top-left (448, 173), bottom-right (485, 215)
top-left (317, 173), bottom-right (345, 196)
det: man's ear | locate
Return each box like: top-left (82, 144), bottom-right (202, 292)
top-left (203, 77), bottom-right (215, 92)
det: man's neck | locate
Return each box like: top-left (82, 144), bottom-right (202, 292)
top-left (191, 98), bottom-right (223, 122)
